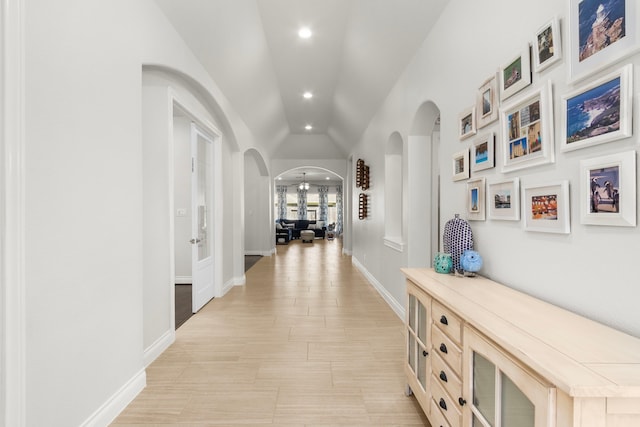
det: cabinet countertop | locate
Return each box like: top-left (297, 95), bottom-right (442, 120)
top-left (402, 268), bottom-right (640, 398)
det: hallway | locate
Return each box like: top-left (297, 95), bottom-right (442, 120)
top-left (112, 238), bottom-right (428, 425)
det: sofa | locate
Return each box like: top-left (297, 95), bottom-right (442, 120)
top-left (277, 219), bottom-right (326, 240)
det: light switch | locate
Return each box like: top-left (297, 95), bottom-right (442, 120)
top-left (176, 208), bottom-right (187, 217)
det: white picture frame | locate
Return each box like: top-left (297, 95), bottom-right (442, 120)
top-left (452, 149), bottom-right (470, 182)
top-left (568, 0), bottom-right (640, 83)
top-left (459, 106), bottom-right (477, 140)
top-left (467, 177), bottom-right (486, 221)
top-left (500, 80), bottom-right (555, 173)
top-left (534, 17), bottom-right (563, 73)
top-left (561, 64), bottom-right (633, 152)
top-left (580, 150), bottom-right (636, 227)
top-left (488, 178), bottom-right (520, 221)
top-left (471, 133), bottom-right (495, 172)
top-left (476, 73), bottom-right (499, 128)
top-left (523, 180), bottom-right (571, 234)
top-left (500, 45), bottom-right (532, 101)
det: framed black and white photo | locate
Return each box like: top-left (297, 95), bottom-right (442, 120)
top-left (459, 106), bottom-right (477, 140)
top-left (467, 177), bottom-right (486, 221)
top-left (452, 149), bottom-right (470, 182)
top-left (523, 180), bottom-right (571, 234)
top-left (568, 0), bottom-right (640, 82)
top-left (500, 80), bottom-right (554, 173)
top-left (471, 133), bottom-right (495, 173)
top-left (476, 73), bottom-right (499, 128)
top-left (534, 17), bottom-right (562, 72)
top-left (580, 150), bottom-right (636, 226)
top-left (488, 178), bottom-right (520, 221)
top-left (561, 64), bottom-right (633, 152)
top-left (499, 46), bottom-right (532, 101)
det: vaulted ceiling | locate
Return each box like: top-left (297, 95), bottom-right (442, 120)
top-left (154, 0), bottom-right (448, 158)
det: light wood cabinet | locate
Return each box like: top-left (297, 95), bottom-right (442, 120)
top-left (403, 268), bottom-right (640, 427)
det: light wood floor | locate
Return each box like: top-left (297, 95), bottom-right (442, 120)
top-left (112, 238), bottom-right (429, 426)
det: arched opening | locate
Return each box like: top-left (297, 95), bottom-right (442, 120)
top-left (384, 132), bottom-right (404, 251)
top-left (407, 101), bottom-right (441, 267)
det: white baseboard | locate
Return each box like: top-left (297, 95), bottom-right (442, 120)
top-left (80, 368), bottom-right (146, 427)
top-left (222, 275), bottom-right (244, 295)
top-left (343, 248), bottom-right (352, 256)
top-left (143, 329), bottom-right (175, 367)
top-left (244, 250), bottom-right (272, 256)
top-left (175, 276), bottom-right (192, 285)
top-left (351, 256), bottom-right (405, 321)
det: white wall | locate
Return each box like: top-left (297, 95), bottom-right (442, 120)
top-left (173, 116), bottom-right (192, 282)
top-left (20, 0), bottom-right (265, 425)
top-left (351, 0), bottom-right (640, 338)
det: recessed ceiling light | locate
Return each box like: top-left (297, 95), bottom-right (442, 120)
top-left (325, 177), bottom-right (330, 180)
top-left (303, 91), bottom-right (313, 99)
top-left (298, 27), bottom-right (312, 39)
top-left (305, 125), bottom-right (313, 131)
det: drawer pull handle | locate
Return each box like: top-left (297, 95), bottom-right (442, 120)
top-left (422, 350), bottom-right (429, 357)
top-left (458, 397), bottom-right (467, 406)
top-left (440, 315), bottom-right (448, 325)
top-left (439, 343), bottom-right (448, 354)
top-left (439, 371), bottom-right (448, 382)
top-left (439, 398), bottom-right (447, 411)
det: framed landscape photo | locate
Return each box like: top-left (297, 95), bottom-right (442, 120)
top-left (534, 17), bottom-right (562, 72)
top-left (452, 149), bottom-right (470, 181)
top-left (459, 107), bottom-right (477, 140)
top-left (476, 73), bottom-right (499, 128)
top-left (499, 46), bottom-right (532, 101)
top-left (471, 133), bottom-right (495, 172)
top-left (500, 80), bottom-right (555, 173)
top-left (467, 177), bottom-right (486, 221)
top-left (580, 150), bottom-right (636, 226)
top-left (561, 64), bottom-right (633, 152)
top-left (568, 0), bottom-right (640, 82)
top-left (523, 180), bottom-right (571, 234)
top-left (488, 178), bottom-right (520, 221)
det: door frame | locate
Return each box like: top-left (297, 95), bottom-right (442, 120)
top-left (170, 96), bottom-right (223, 315)
top-left (2, 0), bottom-right (26, 425)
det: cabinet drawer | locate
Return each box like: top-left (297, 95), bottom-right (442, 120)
top-left (432, 325), bottom-right (462, 375)
top-left (432, 352), bottom-right (462, 404)
top-left (431, 374), bottom-right (461, 427)
top-left (432, 300), bottom-right (462, 345)
top-left (429, 398), bottom-right (451, 427)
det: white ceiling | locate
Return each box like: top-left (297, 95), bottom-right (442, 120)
top-left (154, 0), bottom-right (448, 159)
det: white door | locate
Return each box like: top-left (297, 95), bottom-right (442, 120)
top-left (191, 124), bottom-right (215, 312)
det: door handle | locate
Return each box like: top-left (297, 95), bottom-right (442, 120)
top-left (189, 238), bottom-right (202, 244)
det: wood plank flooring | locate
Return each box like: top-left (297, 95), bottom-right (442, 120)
top-left (112, 238), bottom-right (429, 426)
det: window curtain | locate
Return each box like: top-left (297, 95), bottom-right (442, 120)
top-left (318, 185), bottom-right (329, 222)
top-left (297, 188), bottom-right (308, 220)
top-left (276, 185), bottom-right (287, 220)
top-left (336, 185), bottom-right (343, 235)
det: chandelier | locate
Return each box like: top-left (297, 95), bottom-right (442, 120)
top-left (298, 172), bottom-right (310, 190)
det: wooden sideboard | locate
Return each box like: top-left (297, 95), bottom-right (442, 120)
top-left (402, 268), bottom-right (640, 427)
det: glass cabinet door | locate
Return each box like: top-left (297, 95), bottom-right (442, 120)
top-left (406, 290), bottom-right (430, 392)
top-left (464, 327), bottom-right (555, 427)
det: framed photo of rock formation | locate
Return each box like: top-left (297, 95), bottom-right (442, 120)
top-left (568, 0), bottom-right (640, 82)
top-left (561, 64), bottom-right (633, 152)
top-left (534, 17), bottom-right (562, 73)
top-left (500, 80), bottom-right (555, 173)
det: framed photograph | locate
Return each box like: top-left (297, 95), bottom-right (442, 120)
top-left (500, 80), bottom-right (554, 173)
top-left (534, 17), bottom-right (563, 72)
top-left (561, 64), bottom-right (633, 152)
top-left (467, 177), bottom-right (486, 221)
top-left (580, 150), bottom-right (636, 226)
top-left (471, 133), bottom-right (495, 172)
top-left (459, 107), bottom-right (477, 140)
top-left (476, 73), bottom-right (499, 128)
top-left (568, 0), bottom-right (640, 82)
top-left (452, 149), bottom-right (470, 181)
top-left (499, 46), bottom-right (532, 101)
top-left (488, 178), bottom-right (520, 221)
top-left (523, 180), bottom-right (571, 234)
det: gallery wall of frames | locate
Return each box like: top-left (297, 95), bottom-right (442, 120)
top-left (453, 1), bottom-right (639, 233)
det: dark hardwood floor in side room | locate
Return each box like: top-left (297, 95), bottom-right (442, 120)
top-left (174, 255), bottom-right (263, 329)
